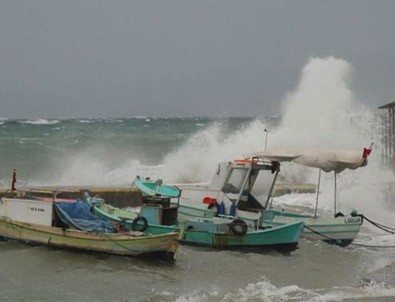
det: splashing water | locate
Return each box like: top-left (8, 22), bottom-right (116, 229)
top-left (48, 57), bottom-right (391, 226)
top-left (267, 57), bottom-right (393, 228)
top-left (3, 56), bottom-right (392, 228)
top-left (1, 56), bottom-right (395, 302)
top-left (273, 57), bottom-right (365, 150)
top-left (160, 56), bottom-right (393, 228)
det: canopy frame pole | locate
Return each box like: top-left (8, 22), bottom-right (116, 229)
top-left (314, 169), bottom-right (322, 218)
top-left (334, 172), bottom-right (337, 216)
top-left (263, 166), bottom-right (280, 209)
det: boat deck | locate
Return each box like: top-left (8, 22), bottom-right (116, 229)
top-left (0, 187), bottom-right (143, 208)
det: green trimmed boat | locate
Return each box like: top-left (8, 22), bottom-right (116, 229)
top-left (181, 216), bottom-right (304, 251)
top-left (86, 190), bottom-right (304, 252)
top-left (178, 149), bottom-right (370, 247)
top-left (0, 197), bottom-right (180, 260)
top-left (130, 178), bottom-right (305, 252)
top-left (133, 176), bottom-right (181, 198)
top-left (83, 193), bottom-right (179, 236)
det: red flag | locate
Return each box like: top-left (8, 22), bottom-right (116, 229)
top-left (11, 169), bottom-right (17, 191)
top-left (362, 143), bottom-right (373, 159)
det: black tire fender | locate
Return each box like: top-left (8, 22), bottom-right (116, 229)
top-left (229, 218), bottom-right (248, 236)
top-left (131, 216), bottom-right (148, 232)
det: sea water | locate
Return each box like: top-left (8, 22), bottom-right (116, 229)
top-left (0, 57), bottom-right (394, 301)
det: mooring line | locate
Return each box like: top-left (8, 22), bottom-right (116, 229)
top-left (358, 214), bottom-right (395, 234)
top-left (303, 225), bottom-right (395, 248)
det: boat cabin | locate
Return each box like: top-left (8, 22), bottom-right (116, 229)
top-left (179, 158), bottom-right (280, 219)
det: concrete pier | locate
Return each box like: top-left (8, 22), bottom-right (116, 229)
top-left (0, 183), bottom-right (316, 208)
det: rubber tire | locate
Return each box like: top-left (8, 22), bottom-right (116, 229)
top-left (131, 216), bottom-right (148, 232)
top-left (229, 218), bottom-right (248, 236)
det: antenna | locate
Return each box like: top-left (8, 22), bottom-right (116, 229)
top-left (264, 128), bottom-right (268, 152)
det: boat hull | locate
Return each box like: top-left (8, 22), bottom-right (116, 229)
top-left (181, 220), bottom-right (304, 252)
top-left (133, 177), bottom-right (181, 198)
top-left (178, 204), bottom-right (361, 247)
top-left (93, 202), bottom-right (303, 252)
top-left (263, 210), bottom-right (362, 246)
top-left (0, 217), bottom-right (179, 259)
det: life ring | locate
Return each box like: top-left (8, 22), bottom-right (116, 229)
top-left (208, 202), bottom-right (220, 216)
top-left (229, 218), bottom-right (248, 236)
top-left (131, 216), bottom-right (148, 232)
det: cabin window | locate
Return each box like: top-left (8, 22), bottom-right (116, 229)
top-left (223, 168), bottom-right (248, 194)
top-left (250, 170), bottom-right (276, 204)
top-left (244, 169), bottom-right (259, 192)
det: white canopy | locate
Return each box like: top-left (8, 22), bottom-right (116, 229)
top-left (293, 149), bottom-right (367, 173)
top-left (244, 149), bottom-right (368, 173)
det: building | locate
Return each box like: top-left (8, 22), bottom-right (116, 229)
top-left (378, 101), bottom-right (395, 170)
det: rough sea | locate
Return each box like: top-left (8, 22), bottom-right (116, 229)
top-left (0, 116), bottom-right (394, 302)
top-left (1, 59), bottom-right (394, 301)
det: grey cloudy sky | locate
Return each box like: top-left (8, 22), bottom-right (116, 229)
top-left (1, 0), bottom-right (394, 118)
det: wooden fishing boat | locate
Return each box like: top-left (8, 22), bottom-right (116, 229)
top-left (84, 193), bottom-right (179, 236)
top-left (131, 179), bottom-right (304, 252)
top-left (86, 192), bottom-right (304, 252)
top-left (0, 197), bottom-right (179, 260)
top-left (177, 148), bottom-right (371, 247)
top-left (133, 176), bottom-right (181, 198)
top-left (180, 217), bottom-right (304, 252)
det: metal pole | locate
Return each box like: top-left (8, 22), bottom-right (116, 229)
top-left (264, 128), bottom-right (268, 152)
top-left (334, 172), bottom-right (337, 216)
top-left (314, 169), bottom-right (321, 218)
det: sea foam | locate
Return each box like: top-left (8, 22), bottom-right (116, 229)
top-left (20, 119), bottom-right (60, 125)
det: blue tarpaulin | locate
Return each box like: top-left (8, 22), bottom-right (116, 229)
top-left (54, 201), bottom-right (117, 233)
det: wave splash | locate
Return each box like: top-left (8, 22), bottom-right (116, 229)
top-left (20, 119), bottom-right (60, 125)
top-left (23, 57), bottom-right (392, 227)
top-left (171, 279), bottom-right (395, 302)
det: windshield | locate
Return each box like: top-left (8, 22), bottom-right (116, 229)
top-left (222, 168), bottom-right (248, 194)
top-left (250, 169), bottom-right (277, 204)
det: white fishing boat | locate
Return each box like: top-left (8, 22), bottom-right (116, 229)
top-left (0, 196), bottom-right (180, 260)
top-left (177, 147), bottom-right (372, 246)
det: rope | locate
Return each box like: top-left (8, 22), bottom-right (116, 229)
top-left (304, 225), bottom-right (334, 240)
top-left (348, 242), bottom-right (395, 248)
top-left (303, 226), bottom-right (395, 248)
top-left (104, 233), bottom-right (146, 253)
top-left (358, 214), bottom-right (395, 234)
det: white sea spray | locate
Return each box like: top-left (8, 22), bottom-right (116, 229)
top-left (20, 119), bottom-right (60, 125)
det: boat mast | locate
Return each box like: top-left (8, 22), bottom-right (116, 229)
top-left (334, 171), bottom-right (337, 216)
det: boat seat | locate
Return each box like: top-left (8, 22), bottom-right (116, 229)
top-left (242, 208), bottom-right (262, 213)
top-left (237, 193), bottom-right (264, 212)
